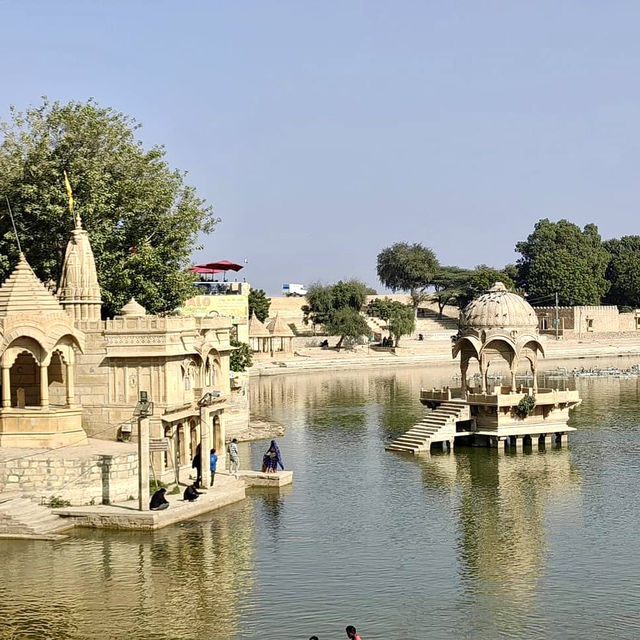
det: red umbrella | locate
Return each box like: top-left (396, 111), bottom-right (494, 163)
top-left (197, 260), bottom-right (244, 272)
top-left (191, 266), bottom-right (223, 274)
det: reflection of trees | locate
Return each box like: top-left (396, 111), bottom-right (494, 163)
top-left (0, 500), bottom-right (255, 640)
top-left (251, 367), bottom-right (459, 439)
top-left (420, 449), bottom-right (580, 633)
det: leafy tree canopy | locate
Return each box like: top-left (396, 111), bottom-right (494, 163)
top-left (0, 98), bottom-right (217, 316)
top-left (376, 242), bottom-right (439, 304)
top-left (431, 266), bottom-right (472, 316)
top-left (302, 279), bottom-right (368, 327)
top-left (302, 279), bottom-right (370, 348)
top-left (230, 339), bottom-right (253, 372)
top-left (368, 298), bottom-right (415, 345)
top-left (457, 265), bottom-right (515, 309)
top-left (515, 219), bottom-right (609, 305)
top-left (248, 288), bottom-right (271, 323)
top-left (324, 307), bottom-right (370, 349)
top-left (603, 236), bottom-right (640, 308)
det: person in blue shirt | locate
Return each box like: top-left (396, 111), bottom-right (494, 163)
top-left (210, 448), bottom-right (218, 486)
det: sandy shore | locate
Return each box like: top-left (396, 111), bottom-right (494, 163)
top-left (249, 336), bottom-right (640, 377)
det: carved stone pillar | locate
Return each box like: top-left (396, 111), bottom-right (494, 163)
top-left (66, 362), bottom-right (75, 406)
top-left (199, 406), bottom-right (211, 489)
top-left (460, 356), bottom-right (469, 394)
top-left (40, 365), bottom-right (49, 408)
top-left (2, 367), bottom-right (10, 408)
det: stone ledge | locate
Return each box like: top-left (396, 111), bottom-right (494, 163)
top-left (53, 476), bottom-right (246, 530)
top-left (237, 470), bottom-right (293, 488)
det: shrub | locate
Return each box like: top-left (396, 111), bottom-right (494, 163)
top-left (515, 395), bottom-right (536, 419)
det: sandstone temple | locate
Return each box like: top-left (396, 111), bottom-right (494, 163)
top-left (0, 213), bottom-right (233, 504)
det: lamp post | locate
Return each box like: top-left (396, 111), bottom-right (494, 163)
top-left (135, 391), bottom-right (153, 511)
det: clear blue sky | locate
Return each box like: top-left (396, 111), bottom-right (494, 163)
top-left (2, 1), bottom-right (640, 294)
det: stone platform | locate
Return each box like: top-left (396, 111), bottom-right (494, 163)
top-left (237, 469), bottom-right (293, 488)
top-left (52, 469), bottom-right (294, 531)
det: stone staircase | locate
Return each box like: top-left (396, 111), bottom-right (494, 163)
top-left (386, 401), bottom-right (470, 454)
top-left (0, 495), bottom-right (72, 539)
top-left (414, 308), bottom-right (459, 336)
top-left (365, 316), bottom-right (388, 339)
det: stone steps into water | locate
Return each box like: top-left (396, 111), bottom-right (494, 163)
top-left (386, 402), bottom-right (470, 454)
top-left (0, 495), bottom-right (71, 539)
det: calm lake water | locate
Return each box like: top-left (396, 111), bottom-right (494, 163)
top-left (2, 361), bottom-right (640, 639)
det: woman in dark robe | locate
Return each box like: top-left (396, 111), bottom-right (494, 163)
top-left (149, 488), bottom-right (169, 510)
top-left (262, 440), bottom-right (284, 473)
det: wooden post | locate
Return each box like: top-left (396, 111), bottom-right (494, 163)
top-left (138, 416), bottom-right (150, 511)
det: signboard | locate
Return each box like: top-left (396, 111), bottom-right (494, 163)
top-left (149, 437), bottom-right (170, 452)
top-left (180, 294), bottom-right (248, 321)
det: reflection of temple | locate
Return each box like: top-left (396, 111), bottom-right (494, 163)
top-left (0, 213), bottom-right (234, 500)
top-left (388, 284), bottom-right (581, 454)
top-left (0, 500), bottom-right (255, 639)
top-left (420, 449), bottom-right (580, 627)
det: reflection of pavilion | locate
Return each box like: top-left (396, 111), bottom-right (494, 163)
top-left (419, 448), bottom-right (580, 625)
top-left (388, 284), bottom-right (581, 454)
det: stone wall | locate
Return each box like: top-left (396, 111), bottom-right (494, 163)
top-left (534, 306), bottom-right (635, 335)
top-left (0, 445), bottom-right (138, 505)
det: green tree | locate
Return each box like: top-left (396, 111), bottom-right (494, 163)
top-left (431, 266), bottom-right (472, 316)
top-left (456, 265), bottom-right (515, 309)
top-left (248, 288), bottom-right (271, 322)
top-left (516, 219), bottom-right (609, 305)
top-left (0, 98), bottom-right (217, 316)
top-left (376, 242), bottom-right (439, 307)
top-left (303, 279), bottom-right (370, 348)
top-left (230, 339), bottom-right (253, 372)
top-left (324, 307), bottom-right (370, 350)
top-left (603, 236), bottom-right (640, 307)
top-left (368, 299), bottom-right (415, 345)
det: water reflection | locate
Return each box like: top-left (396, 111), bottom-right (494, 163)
top-left (0, 500), bottom-right (255, 640)
top-left (419, 448), bottom-right (580, 637)
top-left (4, 362), bottom-right (640, 639)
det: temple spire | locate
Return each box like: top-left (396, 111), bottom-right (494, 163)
top-left (58, 173), bottom-right (101, 321)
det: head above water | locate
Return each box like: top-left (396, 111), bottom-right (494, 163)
top-left (346, 626), bottom-right (357, 638)
top-left (309, 636), bottom-right (319, 640)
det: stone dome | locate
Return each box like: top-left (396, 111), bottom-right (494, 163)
top-left (462, 282), bottom-right (537, 330)
top-left (119, 297), bottom-right (147, 317)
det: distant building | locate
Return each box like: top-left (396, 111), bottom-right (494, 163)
top-left (180, 282), bottom-right (250, 343)
top-left (533, 306), bottom-right (640, 337)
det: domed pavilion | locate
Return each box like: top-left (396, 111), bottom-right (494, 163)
top-left (387, 283), bottom-right (581, 455)
top-left (454, 282), bottom-right (544, 394)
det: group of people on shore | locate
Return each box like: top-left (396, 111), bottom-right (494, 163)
top-left (149, 438), bottom-right (284, 510)
top-left (309, 625), bottom-right (362, 640)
